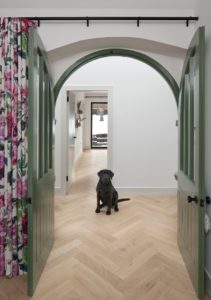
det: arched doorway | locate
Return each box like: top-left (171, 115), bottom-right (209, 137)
top-left (54, 48), bottom-right (179, 104)
top-left (54, 53), bottom-right (178, 197)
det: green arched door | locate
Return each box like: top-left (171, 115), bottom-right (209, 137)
top-left (28, 28), bottom-right (55, 296)
top-left (177, 26), bottom-right (205, 299)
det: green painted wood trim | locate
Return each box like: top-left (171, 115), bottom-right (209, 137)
top-left (198, 26), bottom-right (205, 300)
top-left (54, 48), bottom-right (179, 105)
top-left (27, 26), bottom-right (35, 298)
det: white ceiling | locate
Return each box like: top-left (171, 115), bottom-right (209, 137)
top-left (0, 0), bottom-right (197, 9)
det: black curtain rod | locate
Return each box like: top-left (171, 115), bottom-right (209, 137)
top-left (27, 16), bottom-right (198, 27)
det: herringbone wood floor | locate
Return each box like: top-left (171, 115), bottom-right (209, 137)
top-left (0, 149), bottom-right (211, 300)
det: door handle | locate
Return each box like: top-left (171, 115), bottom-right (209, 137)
top-left (187, 196), bottom-right (198, 204)
top-left (206, 197), bottom-right (211, 204)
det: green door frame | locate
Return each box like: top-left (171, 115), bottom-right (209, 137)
top-left (54, 48), bottom-right (179, 105)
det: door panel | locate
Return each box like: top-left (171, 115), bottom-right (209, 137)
top-left (28, 28), bottom-right (55, 296)
top-left (178, 26), bottom-right (205, 299)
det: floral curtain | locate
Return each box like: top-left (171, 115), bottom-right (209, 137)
top-left (0, 17), bottom-right (35, 277)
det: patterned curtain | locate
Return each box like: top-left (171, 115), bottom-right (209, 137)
top-left (0, 18), bottom-right (35, 277)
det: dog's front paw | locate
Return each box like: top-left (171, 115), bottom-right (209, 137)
top-left (106, 210), bottom-right (111, 215)
top-left (114, 207), bottom-right (119, 212)
top-left (95, 208), bottom-right (100, 213)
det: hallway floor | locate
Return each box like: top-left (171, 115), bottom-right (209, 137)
top-left (0, 149), bottom-right (211, 299)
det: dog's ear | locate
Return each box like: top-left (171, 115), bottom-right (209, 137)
top-left (97, 170), bottom-right (104, 178)
top-left (108, 170), bottom-right (114, 179)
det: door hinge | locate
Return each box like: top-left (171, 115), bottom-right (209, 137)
top-left (187, 196), bottom-right (198, 204)
top-left (200, 199), bottom-right (205, 207)
top-left (66, 176), bottom-right (68, 182)
top-left (27, 197), bottom-right (32, 204)
top-left (175, 120), bottom-right (178, 127)
top-left (67, 96), bottom-right (69, 102)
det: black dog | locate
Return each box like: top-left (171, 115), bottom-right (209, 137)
top-left (95, 169), bottom-right (130, 215)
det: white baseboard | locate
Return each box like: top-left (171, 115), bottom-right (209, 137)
top-left (116, 187), bottom-right (177, 197)
top-left (55, 187), bottom-right (176, 197)
top-left (54, 187), bottom-right (66, 196)
top-left (205, 268), bottom-right (211, 297)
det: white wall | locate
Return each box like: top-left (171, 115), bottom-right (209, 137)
top-left (36, 9), bottom-right (189, 87)
top-left (1, 8), bottom-right (195, 51)
top-left (1, 6), bottom-right (189, 88)
top-left (83, 97), bottom-right (91, 150)
top-left (48, 39), bottom-right (186, 87)
top-left (55, 89), bottom-right (85, 194)
top-left (60, 56), bottom-right (177, 195)
top-left (197, 1), bottom-right (211, 295)
top-left (74, 92), bottom-right (84, 163)
top-left (54, 92), bottom-right (62, 188)
top-left (1, 6), bottom-right (188, 101)
top-left (37, 12), bottom-right (194, 51)
top-left (55, 88), bottom-right (67, 194)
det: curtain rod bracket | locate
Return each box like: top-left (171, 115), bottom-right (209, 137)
top-left (86, 17), bottom-right (89, 27)
top-left (186, 19), bottom-right (189, 27)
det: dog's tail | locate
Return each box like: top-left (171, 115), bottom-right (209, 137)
top-left (118, 198), bottom-right (130, 203)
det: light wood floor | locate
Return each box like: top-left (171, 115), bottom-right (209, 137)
top-left (0, 149), bottom-right (211, 300)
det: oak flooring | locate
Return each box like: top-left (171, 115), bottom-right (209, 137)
top-left (0, 149), bottom-right (211, 300)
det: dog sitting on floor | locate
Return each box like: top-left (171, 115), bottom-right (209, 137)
top-left (95, 169), bottom-right (130, 215)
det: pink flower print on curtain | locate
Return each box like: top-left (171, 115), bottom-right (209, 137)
top-left (0, 17), bottom-right (36, 277)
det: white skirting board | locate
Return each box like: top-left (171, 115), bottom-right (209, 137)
top-left (116, 187), bottom-right (177, 197)
top-left (55, 187), bottom-right (66, 196)
top-left (55, 186), bottom-right (177, 196)
top-left (205, 268), bottom-right (211, 297)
